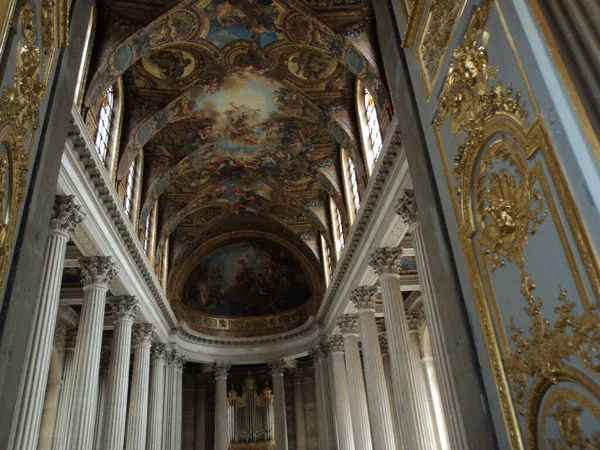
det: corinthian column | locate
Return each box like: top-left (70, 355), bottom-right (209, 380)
top-left (214, 363), bottom-right (231, 450)
top-left (125, 324), bottom-right (155, 450)
top-left (52, 330), bottom-right (77, 450)
top-left (163, 350), bottom-right (185, 450)
top-left (8, 196), bottom-right (84, 450)
top-left (195, 375), bottom-right (207, 450)
top-left (351, 286), bottom-right (396, 450)
top-left (146, 343), bottom-right (167, 449)
top-left (103, 297), bottom-right (139, 450)
top-left (336, 315), bottom-right (372, 450)
top-left (69, 256), bottom-right (118, 449)
top-left (326, 337), bottom-right (355, 450)
top-left (268, 360), bottom-right (288, 450)
top-left (378, 334), bottom-right (402, 447)
top-left (396, 189), bottom-right (461, 448)
top-left (292, 371), bottom-right (308, 450)
top-left (174, 353), bottom-right (186, 450)
top-left (308, 347), bottom-right (336, 450)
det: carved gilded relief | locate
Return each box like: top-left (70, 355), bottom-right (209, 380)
top-left (432, 0), bottom-right (600, 448)
top-left (416, 0), bottom-right (467, 98)
top-left (398, 0), bottom-right (426, 49)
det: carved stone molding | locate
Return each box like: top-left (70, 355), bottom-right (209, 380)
top-left (268, 359), bottom-right (286, 375)
top-left (214, 362), bottom-right (231, 378)
top-left (395, 189), bottom-right (418, 225)
top-left (336, 314), bottom-right (359, 335)
top-left (110, 296), bottom-right (140, 321)
top-left (132, 323), bottom-right (155, 345)
top-left (79, 256), bottom-right (118, 287)
top-left (50, 195), bottom-right (85, 234)
top-left (368, 247), bottom-right (403, 276)
top-left (150, 343), bottom-right (168, 362)
top-left (350, 285), bottom-right (379, 310)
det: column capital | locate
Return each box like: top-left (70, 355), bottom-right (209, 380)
top-left (308, 346), bottom-right (322, 362)
top-left (53, 321), bottom-right (68, 353)
top-left (291, 369), bottom-right (304, 383)
top-left (166, 349), bottom-right (186, 369)
top-left (99, 345), bottom-right (112, 372)
top-left (350, 285), bottom-right (379, 310)
top-left (50, 195), bottom-right (85, 234)
top-left (379, 334), bottom-right (389, 356)
top-left (268, 359), bottom-right (286, 376)
top-left (150, 343), bottom-right (168, 362)
top-left (214, 362), bottom-right (231, 379)
top-left (132, 323), bottom-right (155, 345)
top-left (79, 256), bottom-right (118, 287)
top-left (326, 335), bottom-right (345, 353)
top-left (336, 314), bottom-right (359, 335)
top-left (395, 188), bottom-right (418, 225)
top-left (406, 307), bottom-right (426, 332)
top-left (110, 296), bottom-right (140, 322)
top-left (368, 247), bottom-right (403, 277)
top-left (64, 329), bottom-right (78, 350)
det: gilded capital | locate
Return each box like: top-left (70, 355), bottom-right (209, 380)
top-left (150, 343), bottom-right (168, 362)
top-left (110, 296), bottom-right (139, 321)
top-left (268, 359), bottom-right (286, 375)
top-left (326, 335), bottom-right (345, 353)
top-left (395, 189), bottom-right (418, 225)
top-left (79, 256), bottom-right (118, 287)
top-left (132, 323), bottom-right (155, 345)
top-left (50, 196), bottom-right (85, 234)
top-left (214, 362), bottom-right (231, 378)
top-left (336, 314), bottom-right (359, 334)
top-left (350, 285), bottom-right (379, 310)
top-left (368, 247), bottom-right (403, 276)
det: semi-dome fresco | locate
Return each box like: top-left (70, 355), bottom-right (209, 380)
top-left (181, 238), bottom-right (312, 317)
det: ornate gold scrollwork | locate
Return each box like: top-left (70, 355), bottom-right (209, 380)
top-left (0, 6), bottom-right (47, 293)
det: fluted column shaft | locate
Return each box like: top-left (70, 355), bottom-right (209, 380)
top-left (214, 363), bottom-right (230, 450)
top-left (337, 316), bottom-right (372, 450)
top-left (52, 332), bottom-right (76, 450)
top-left (269, 360), bottom-right (288, 450)
top-left (69, 257), bottom-right (118, 449)
top-left (327, 338), bottom-right (355, 450)
top-left (125, 324), bottom-right (154, 450)
top-left (103, 297), bottom-right (139, 450)
top-left (293, 374), bottom-right (308, 450)
top-left (195, 378), bottom-right (207, 450)
top-left (146, 344), bottom-right (167, 449)
top-left (380, 337), bottom-right (402, 449)
top-left (422, 356), bottom-right (450, 449)
top-left (94, 350), bottom-right (111, 450)
top-left (310, 348), bottom-right (336, 450)
top-left (174, 357), bottom-right (184, 450)
top-left (163, 351), bottom-right (184, 450)
top-left (8, 197), bottom-right (83, 450)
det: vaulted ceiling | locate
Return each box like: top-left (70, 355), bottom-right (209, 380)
top-left (84, 0), bottom-right (391, 335)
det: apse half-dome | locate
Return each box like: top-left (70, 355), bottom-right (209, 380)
top-left (172, 233), bottom-right (321, 337)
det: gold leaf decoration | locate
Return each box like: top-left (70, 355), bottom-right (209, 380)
top-left (476, 138), bottom-right (547, 270)
top-left (549, 400), bottom-right (600, 449)
top-left (505, 272), bottom-right (600, 414)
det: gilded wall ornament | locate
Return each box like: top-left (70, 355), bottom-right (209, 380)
top-left (505, 272), bottom-right (600, 414)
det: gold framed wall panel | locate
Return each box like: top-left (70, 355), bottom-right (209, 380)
top-left (431, 0), bottom-right (600, 448)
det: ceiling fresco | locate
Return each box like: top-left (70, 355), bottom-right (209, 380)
top-left (86, 0), bottom-right (390, 335)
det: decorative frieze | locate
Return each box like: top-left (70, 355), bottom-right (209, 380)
top-left (79, 256), bottom-right (117, 287)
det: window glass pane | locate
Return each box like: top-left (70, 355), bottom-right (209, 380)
top-left (363, 87), bottom-right (382, 169)
top-left (143, 213), bottom-right (151, 253)
top-left (124, 159), bottom-right (136, 216)
top-left (331, 199), bottom-right (344, 257)
top-left (95, 86), bottom-right (114, 163)
top-left (347, 156), bottom-right (360, 212)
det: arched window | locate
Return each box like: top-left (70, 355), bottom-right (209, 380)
top-left (94, 86), bottom-right (114, 164)
top-left (341, 148), bottom-right (360, 222)
top-left (330, 198), bottom-right (344, 258)
top-left (123, 158), bottom-right (136, 216)
top-left (320, 234), bottom-right (333, 286)
top-left (142, 212), bottom-right (151, 253)
top-left (362, 87), bottom-right (383, 172)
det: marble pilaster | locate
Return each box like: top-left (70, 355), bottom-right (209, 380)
top-left (146, 343), bottom-right (167, 449)
top-left (268, 360), bottom-right (288, 450)
top-left (325, 337), bottom-right (355, 450)
top-left (8, 196), bottom-right (84, 450)
top-left (214, 363), bottom-right (231, 450)
top-left (396, 189), bottom-right (462, 448)
top-left (194, 376), bottom-right (207, 450)
top-left (125, 324), bottom-right (155, 450)
top-left (292, 371), bottom-right (308, 450)
top-left (336, 315), bottom-right (372, 450)
top-left (351, 286), bottom-right (396, 450)
top-left (308, 347), bottom-right (336, 450)
top-left (69, 256), bottom-right (118, 449)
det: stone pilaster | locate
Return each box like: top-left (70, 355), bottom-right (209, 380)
top-left (8, 196), bottom-right (84, 450)
top-left (125, 323), bottom-right (155, 450)
top-left (351, 286), bottom-right (396, 450)
top-left (269, 360), bottom-right (289, 450)
top-left (326, 337), bottom-right (355, 450)
top-left (52, 330), bottom-right (77, 450)
top-left (214, 363), bottom-right (231, 450)
top-left (309, 347), bottom-right (336, 450)
top-left (103, 296), bottom-right (139, 450)
top-left (292, 370), bottom-right (308, 450)
top-left (195, 375), bottom-right (207, 450)
top-left (69, 256), bottom-right (118, 449)
top-left (147, 343), bottom-right (167, 449)
top-left (336, 315), bottom-right (372, 450)
top-left (396, 189), bottom-right (462, 449)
